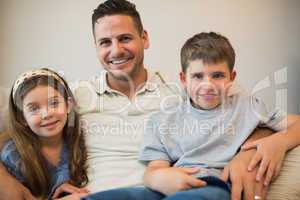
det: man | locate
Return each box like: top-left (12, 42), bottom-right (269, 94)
top-left (0, 0), bottom-right (271, 199)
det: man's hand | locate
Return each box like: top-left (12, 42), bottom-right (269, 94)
top-left (0, 164), bottom-right (36, 200)
top-left (241, 133), bottom-right (288, 186)
top-left (220, 149), bottom-right (267, 200)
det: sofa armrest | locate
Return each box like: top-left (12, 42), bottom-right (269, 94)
top-left (268, 145), bottom-right (300, 199)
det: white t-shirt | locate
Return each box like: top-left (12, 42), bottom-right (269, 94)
top-left (73, 70), bottom-right (182, 192)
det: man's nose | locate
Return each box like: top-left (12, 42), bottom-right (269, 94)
top-left (111, 41), bottom-right (124, 56)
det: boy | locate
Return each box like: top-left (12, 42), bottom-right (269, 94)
top-left (139, 32), bottom-right (300, 200)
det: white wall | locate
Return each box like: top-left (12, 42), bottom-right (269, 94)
top-left (1, 0), bottom-right (299, 113)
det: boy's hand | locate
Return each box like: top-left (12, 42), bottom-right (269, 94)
top-left (147, 167), bottom-right (206, 195)
top-left (52, 182), bottom-right (89, 199)
top-left (241, 133), bottom-right (288, 186)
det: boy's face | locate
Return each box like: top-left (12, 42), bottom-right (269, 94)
top-left (180, 59), bottom-right (236, 110)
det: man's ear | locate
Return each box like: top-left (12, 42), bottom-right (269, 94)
top-left (142, 30), bottom-right (150, 49)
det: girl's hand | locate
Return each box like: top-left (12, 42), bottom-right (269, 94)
top-left (52, 182), bottom-right (89, 199)
top-left (54, 193), bottom-right (88, 200)
top-left (241, 133), bottom-right (288, 186)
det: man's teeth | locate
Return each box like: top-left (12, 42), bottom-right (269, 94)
top-left (110, 59), bottom-right (128, 65)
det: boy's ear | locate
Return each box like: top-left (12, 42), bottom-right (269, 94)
top-left (179, 71), bottom-right (188, 90)
top-left (180, 71), bottom-right (188, 89)
top-left (230, 70), bottom-right (236, 81)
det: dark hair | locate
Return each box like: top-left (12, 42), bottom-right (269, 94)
top-left (9, 68), bottom-right (88, 198)
top-left (180, 32), bottom-right (235, 73)
top-left (92, 0), bottom-right (143, 36)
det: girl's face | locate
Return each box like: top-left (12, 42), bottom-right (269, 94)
top-left (22, 85), bottom-right (70, 142)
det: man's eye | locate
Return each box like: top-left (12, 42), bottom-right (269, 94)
top-left (99, 40), bottom-right (111, 47)
top-left (120, 36), bottom-right (131, 43)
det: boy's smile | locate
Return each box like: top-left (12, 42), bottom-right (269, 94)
top-left (180, 59), bottom-right (236, 110)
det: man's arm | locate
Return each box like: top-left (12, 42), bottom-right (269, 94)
top-left (0, 131), bottom-right (35, 200)
top-left (240, 115), bottom-right (300, 186)
top-left (220, 128), bottom-right (273, 200)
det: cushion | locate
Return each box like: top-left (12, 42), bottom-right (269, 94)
top-left (268, 145), bottom-right (300, 199)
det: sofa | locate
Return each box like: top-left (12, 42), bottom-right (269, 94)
top-left (0, 90), bottom-right (299, 199)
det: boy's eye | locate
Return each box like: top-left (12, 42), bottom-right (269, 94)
top-left (192, 73), bottom-right (203, 80)
top-left (212, 72), bottom-right (225, 79)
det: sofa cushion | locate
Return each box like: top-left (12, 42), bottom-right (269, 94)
top-left (268, 145), bottom-right (300, 199)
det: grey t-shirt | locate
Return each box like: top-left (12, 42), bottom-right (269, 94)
top-left (139, 85), bottom-right (286, 178)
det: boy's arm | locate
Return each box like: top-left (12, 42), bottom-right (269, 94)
top-left (143, 160), bottom-right (171, 191)
top-left (144, 160), bottom-right (206, 196)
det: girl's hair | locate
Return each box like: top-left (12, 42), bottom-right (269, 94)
top-left (9, 68), bottom-right (88, 198)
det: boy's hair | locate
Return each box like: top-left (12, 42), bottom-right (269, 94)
top-left (181, 32), bottom-right (235, 73)
top-left (9, 68), bottom-right (88, 198)
top-left (92, 0), bottom-right (143, 36)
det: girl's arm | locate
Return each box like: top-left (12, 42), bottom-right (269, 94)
top-left (0, 138), bottom-right (35, 200)
top-left (0, 162), bottom-right (35, 200)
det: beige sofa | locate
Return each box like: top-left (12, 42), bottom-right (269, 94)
top-left (0, 90), bottom-right (299, 199)
top-left (268, 145), bottom-right (300, 199)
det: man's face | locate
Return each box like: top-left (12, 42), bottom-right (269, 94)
top-left (94, 15), bottom-right (149, 81)
top-left (180, 60), bottom-right (236, 110)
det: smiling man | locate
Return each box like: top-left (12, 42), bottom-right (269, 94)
top-left (0, 0), bottom-right (277, 200)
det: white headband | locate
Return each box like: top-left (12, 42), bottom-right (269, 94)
top-left (12, 69), bottom-right (66, 101)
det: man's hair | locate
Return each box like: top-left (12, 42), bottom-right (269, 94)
top-left (92, 0), bottom-right (143, 36)
top-left (180, 32), bottom-right (235, 73)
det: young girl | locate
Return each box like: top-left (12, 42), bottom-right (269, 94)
top-left (0, 68), bottom-right (89, 200)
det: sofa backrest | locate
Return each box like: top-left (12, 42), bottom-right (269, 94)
top-left (0, 89), bottom-right (10, 133)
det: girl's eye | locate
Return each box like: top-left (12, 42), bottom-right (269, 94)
top-left (49, 100), bottom-right (60, 107)
top-left (27, 105), bottom-right (39, 114)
